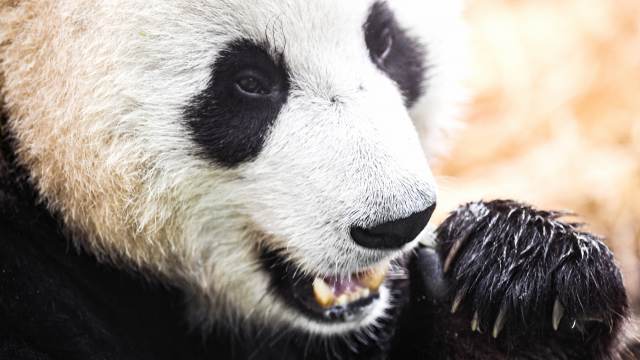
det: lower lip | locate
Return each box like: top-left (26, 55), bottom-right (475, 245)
top-left (296, 286), bottom-right (381, 323)
top-left (322, 295), bottom-right (380, 322)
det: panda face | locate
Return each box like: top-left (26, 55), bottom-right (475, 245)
top-left (1, 0), bottom-right (466, 335)
top-left (179, 0), bottom-right (438, 332)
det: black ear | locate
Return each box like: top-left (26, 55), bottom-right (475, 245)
top-left (363, 1), bottom-right (427, 107)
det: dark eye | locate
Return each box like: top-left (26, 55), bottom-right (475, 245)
top-left (235, 70), bottom-right (273, 96)
top-left (370, 26), bottom-right (393, 65)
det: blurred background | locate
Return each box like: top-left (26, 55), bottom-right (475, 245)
top-left (432, 0), bottom-right (640, 313)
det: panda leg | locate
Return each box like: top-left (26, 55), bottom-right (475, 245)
top-left (397, 200), bottom-right (631, 359)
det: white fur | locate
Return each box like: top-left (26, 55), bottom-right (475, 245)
top-left (0, 0), bottom-right (466, 335)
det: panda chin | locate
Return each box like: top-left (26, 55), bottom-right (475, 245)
top-left (259, 247), bottom-right (394, 326)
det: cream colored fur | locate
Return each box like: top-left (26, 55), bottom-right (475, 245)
top-left (0, 0), bottom-right (466, 334)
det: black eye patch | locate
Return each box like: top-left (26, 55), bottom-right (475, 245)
top-left (183, 40), bottom-right (290, 168)
top-left (364, 1), bottom-right (427, 107)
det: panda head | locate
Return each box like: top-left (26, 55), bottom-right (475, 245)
top-left (0, 0), bottom-right (466, 335)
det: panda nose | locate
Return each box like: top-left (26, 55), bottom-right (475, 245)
top-left (350, 203), bottom-right (436, 250)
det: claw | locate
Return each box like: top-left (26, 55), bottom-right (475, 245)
top-left (418, 226), bottom-right (437, 248)
top-left (574, 320), bottom-right (586, 333)
top-left (552, 298), bottom-right (564, 331)
top-left (444, 237), bottom-right (465, 273)
top-left (570, 316), bottom-right (604, 333)
top-left (471, 311), bottom-right (480, 333)
top-left (451, 290), bottom-right (464, 314)
top-left (492, 306), bottom-right (507, 338)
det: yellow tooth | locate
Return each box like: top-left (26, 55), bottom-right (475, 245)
top-left (362, 288), bottom-right (370, 298)
top-left (356, 288), bottom-right (366, 301)
top-left (359, 263), bottom-right (388, 291)
top-left (336, 294), bottom-right (349, 306)
top-left (312, 278), bottom-right (335, 308)
top-left (347, 291), bottom-right (359, 303)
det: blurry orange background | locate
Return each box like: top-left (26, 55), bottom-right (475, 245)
top-left (433, 0), bottom-right (640, 313)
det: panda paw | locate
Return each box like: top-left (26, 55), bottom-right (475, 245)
top-left (435, 200), bottom-right (628, 354)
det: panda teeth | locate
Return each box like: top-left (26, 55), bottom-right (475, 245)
top-left (312, 279), bottom-right (372, 309)
top-left (335, 294), bottom-right (349, 306)
top-left (358, 263), bottom-right (388, 292)
top-left (312, 263), bottom-right (388, 309)
top-left (312, 278), bottom-right (335, 308)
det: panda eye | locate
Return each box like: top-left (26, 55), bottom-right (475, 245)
top-left (235, 70), bottom-right (273, 96)
top-left (369, 26), bottom-right (394, 65)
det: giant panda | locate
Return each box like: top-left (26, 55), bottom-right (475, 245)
top-left (0, 1), bottom-right (636, 359)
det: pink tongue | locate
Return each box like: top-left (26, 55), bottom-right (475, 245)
top-left (325, 275), bottom-right (359, 296)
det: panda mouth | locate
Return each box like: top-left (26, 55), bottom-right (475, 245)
top-left (260, 248), bottom-right (389, 323)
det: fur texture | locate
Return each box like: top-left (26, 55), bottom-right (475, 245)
top-left (434, 201), bottom-right (633, 359)
top-left (1, 156), bottom-right (634, 358)
top-left (0, 0), bottom-right (465, 333)
top-left (0, 1), bottom-right (636, 359)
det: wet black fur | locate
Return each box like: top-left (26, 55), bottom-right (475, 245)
top-left (0, 120), bottom-right (635, 358)
top-left (434, 200), bottom-right (634, 359)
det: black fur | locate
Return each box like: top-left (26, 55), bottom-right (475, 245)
top-left (0, 128), bottom-right (209, 360)
top-left (183, 39), bottom-right (290, 167)
top-left (364, 1), bottom-right (427, 107)
top-left (0, 124), bottom-right (635, 358)
top-left (434, 200), bottom-right (631, 359)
